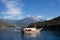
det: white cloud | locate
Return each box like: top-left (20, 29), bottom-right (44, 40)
top-left (27, 15), bottom-right (44, 19)
top-left (4, 15), bottom-right (13, 19)
top-left (27, 15), bottom-right (31, 17)
top-left (1, 0), bottom-right (24, 19)
top-left (37, 16), bottom-right (43, 18)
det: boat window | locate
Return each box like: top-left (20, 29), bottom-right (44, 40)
top-left (28, 29), bottom-right (31, 31)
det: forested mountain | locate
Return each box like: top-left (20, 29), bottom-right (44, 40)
top-left (0, 19), bottom-right (17, 28)
top-left (28, 16), bottom-right (60, 30)
top-left (0, 16), bottom-right (60, 29)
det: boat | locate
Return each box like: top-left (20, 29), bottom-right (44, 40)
top-left (23, 28), bottom-right (42, 34)
top-left (23, 23), bottom-right (43, 34)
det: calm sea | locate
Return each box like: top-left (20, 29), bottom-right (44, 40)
top-left (0, 28), bottom-right (60, 40)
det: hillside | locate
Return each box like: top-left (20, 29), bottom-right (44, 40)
top-left (16, 17), bottom-right (38, 26)
top-left (28, 16), bottom-right (60, 30)
top-left (0, 16), bottom-right (60, 29)
top-left (0, 19), bottom-right (17, 28)
top-left (0, 17), bottom-right (41, 28)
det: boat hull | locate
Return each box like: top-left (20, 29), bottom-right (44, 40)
top-left (24, 29), bottom-right (40, 34)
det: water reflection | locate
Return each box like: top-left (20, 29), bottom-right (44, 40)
top-left (21, 32), bottom-right (41, 40)
top-left (23, 32), bottom-right (40, 37)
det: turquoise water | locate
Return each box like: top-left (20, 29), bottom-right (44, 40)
top-left (0, 29), bottom-right (60, 40)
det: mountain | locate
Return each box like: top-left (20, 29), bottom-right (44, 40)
top-left (4, 19), bottom-right (17, 24)
top-left (4, 17), bottom-right (45, 26)
top-left (43, 16), bottom-right (60, 30)
top-left (49, 16), bottom-right (60, 21)
top-left (0, 19), bottom-right (9, 28)
top-left (0, 17), bottom-right (46, 27)
top-left (28, 16), bottom-right (60, 30)
top-left (38, 19), bottom-right (46, 22)
top-left (16, 17), bottom-right (38, 26)
top-left (0, 19), bottom-right (17, 28)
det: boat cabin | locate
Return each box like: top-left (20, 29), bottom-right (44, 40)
top-left (23, 28), bottom-right (36, 31)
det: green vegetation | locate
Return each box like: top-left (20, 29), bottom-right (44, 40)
top-left (0, 16), bottom-right (60, 30)
top-left (28, 16), bottom-right (60, 30)
top-left (0, 20), bottom-right (17, 28)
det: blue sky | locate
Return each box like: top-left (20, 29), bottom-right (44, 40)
top-left (0, 0), bottom-right (60, 20)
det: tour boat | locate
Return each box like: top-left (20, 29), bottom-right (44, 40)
top-left (23, 28), bottom-right (42, 34)
top-left (23, 23), bottom-right (43, 34)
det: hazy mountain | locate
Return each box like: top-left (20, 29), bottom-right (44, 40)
top-left (28, 16), bottom-right (60, 29)
top-left (16, 17), bottom-right (38, 26)
top-left (0, 16), bottom-right (60, 29)
top-left (4, 19), bottom-right (17, 24)
top-left (0, 17), bottom-right (46, 26)
top-left (0, 19), bottom-right (18, 28)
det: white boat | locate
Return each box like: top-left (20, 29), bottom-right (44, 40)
top-left (23, 28), bottom-right (42, 34)
top-left (23, 23), bottom-right (43, 34)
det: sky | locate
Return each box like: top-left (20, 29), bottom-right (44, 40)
top-left (0, 0), bottom-right (60, 20)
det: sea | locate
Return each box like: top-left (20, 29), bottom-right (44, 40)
top-left (0, 28), bottom-right (60, 40)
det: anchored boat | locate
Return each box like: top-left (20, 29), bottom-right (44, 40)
top-left (23, 28), bottom-right (42, 34)
top-left (23, 23), bottom-right (43, 34)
